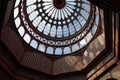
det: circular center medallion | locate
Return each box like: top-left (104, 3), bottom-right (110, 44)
top-left (53, 0), bottom-right (66, 9)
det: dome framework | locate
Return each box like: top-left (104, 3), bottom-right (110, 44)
top-left (14, 0), bottom-right (100, 55)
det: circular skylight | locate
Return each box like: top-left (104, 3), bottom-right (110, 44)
top-left (14, 0), bottom-right (100, 55)
top-left (25, 0), bottom-right (91, 38)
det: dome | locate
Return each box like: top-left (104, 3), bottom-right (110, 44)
top-left (14, 0), bottom-right (99, 55)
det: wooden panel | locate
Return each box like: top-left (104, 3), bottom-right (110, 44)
top-left (105, 0), bottom-right (120, 10)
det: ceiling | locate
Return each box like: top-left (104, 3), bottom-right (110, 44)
top-left (0, 0), bottom-right (119, 80)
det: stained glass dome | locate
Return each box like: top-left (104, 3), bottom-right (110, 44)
top-left (14, 0), bottom-right (99, 55)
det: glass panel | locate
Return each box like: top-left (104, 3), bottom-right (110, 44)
top-left (37, 20), bottom-right (46, 32)
top-left (38, 44), bottom-right (46, 52)
top-left (15, 17), bottom-right (21, 28)
top-left (55, 48), bottom-right (62, 55)
top-left (30, 40), bottom-right (38, 49)
top-left (43, 23), bottom-right (51, 35)
top-left (14, 7), bottom-right (19, 18)
top-left (73, 20), bottom-right (81, 31)
top-left (80, 39), bottom-right (87, 48)
top-left (32, 16), bottom-right (42, 27)
top-left (29, 11), bottom-right (38, 21)
top-left (15, 0), bottom-right (20, 7)
top-left (77, 15), bottom-right (85, 26)
top-left (18, 26), bottom-right (25, 37)
top-left (27, 5), bottom-right (37, 14)
top-left (46, 47), bottom-right (54, 54)
top-left (83, 4), bottom-right (90, 12)
top-left (26, 0), bottom-right (37, 6)
top-left (64, 47), bottom-right (71, 54)
top-left (63, 25), bottom-right (69, 37)
top-left (57, 26), bottom-right (62, 38)
top-left (23, 34), bottom-right (31, 43)
top-left (72, 44), bottom-right (79, 52)
top-left (50, 26), bottom-right (56, 37)
top-left (86, 32), bottom-right (92, 42)
top-left (68, 23), bottom-right (75, 35)
top-left (95, 15), bottom-right (99, 25)
top-left (92, 25), bottom-right (97, 35)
